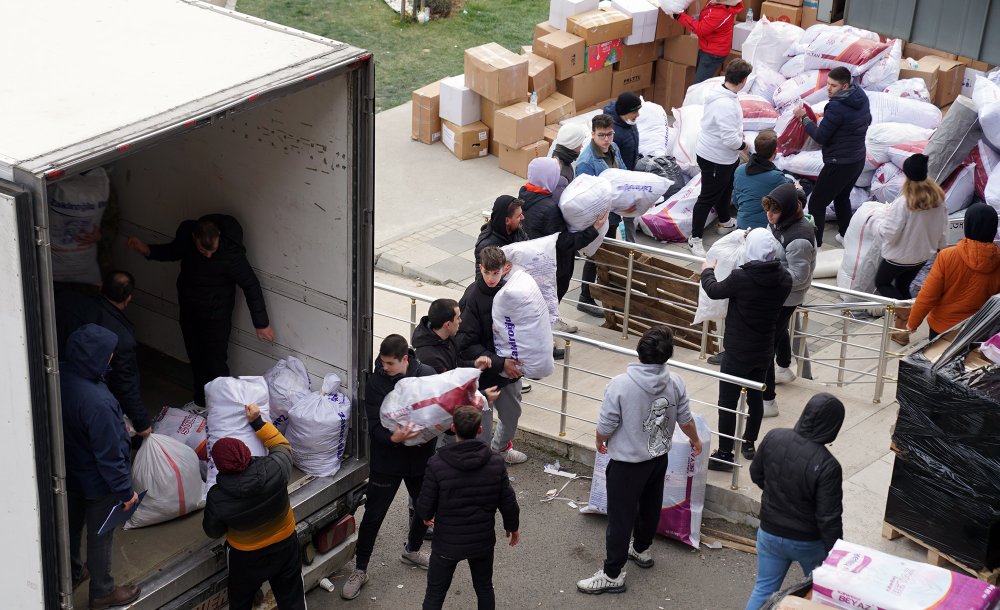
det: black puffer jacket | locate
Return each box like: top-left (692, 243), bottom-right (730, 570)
top-left (750, 393), bottom-right (845, 552)
top-left (416, 439), bottom-right (519, 559)
top-left (474, 195), bottom-right (527, 276)
top-left (457, 275), bottom-right (510, 390)
top-left (603, 100), bottom-right (639, 170)
top-left (365, 350), bottom-right (438, 477)
top-left (701, 259), bottom-right (792, 366)
top-left (519, 186), bottom-right (598, 299)
top-left (412, 315), bottom-right (475, 374)
top-left (147, 214), bottom-right (269, 328)
top-left (803, 85), bottom-right (871, 165)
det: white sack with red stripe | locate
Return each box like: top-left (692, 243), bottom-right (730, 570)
top-left (747, 66), bottom-right (787, 105)
top-left (887, 140), bottom-right (928, 169)
top-left (837, 201), bottom-right (887, 294)
top-left (739, 94), bottom-right (780, 131)
top-left (802, 29), bottom-right (892, 75)
top-left (865, 123), bottom-right (934, 165)
top-left (126, 434), bottom-right (205, 529)
top-left (380, 368), bottom-right (489, 446)
top-left (858, 38), bottom-right (902, 91)
top-left (772, 70), bottom-right (830, 112)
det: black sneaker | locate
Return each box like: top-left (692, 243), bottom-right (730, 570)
top-left (741, 442), bottom-right (756, 462)
top-left (707, 351), bottom-right (725, 365)
top-left (576, 298), bottom-right (604, 317)
top-left (707, 450), bottom-right (735, 472)
top-left (553, 347), bottom-right (565, 360)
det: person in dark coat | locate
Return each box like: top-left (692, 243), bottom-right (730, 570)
top-left (127, 214), bottom-right (274, 406)
top-left (61, 324), bottom-right (141, 609)
top-left (342, 335), bottom-right (437, 600)
top-left (56, 270), bottom-right (151, 436)
top-left (202, 403), bottom-right (305, 610)
top-left (473, 195), bottom-right (526, 277)
top-left (793, 67), bottom-right (872, 245)
top-left (416, 406), bottom-right (520, 610)
top-left (743, 393), bottom-right (845, 610)
top-left (603, 92), bottom-right (642, 242)
top-left (701, 229), bottom-right (792, 468)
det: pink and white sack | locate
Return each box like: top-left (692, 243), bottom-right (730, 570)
top-left (739, 94), bottom-right (779, 131)
top-left (859, 39), bottom-right (903, 91)
top-left (773, 70), bottom-right (830, 112)
top-left (638, 175), bottom-right (713, 242)
top-left (882, 77), bottom-right (931, 102)
top-left (802, 29), bottom-right (892, 75)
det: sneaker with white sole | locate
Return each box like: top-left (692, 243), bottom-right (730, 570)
top-left (628, 541), bottom-right (654, 568)
top-left (340, 569), bottom-right (369, 600)
top-left (688, 236), bottom-right (705, 257)
top-left (553, 319), bottom-right (578, 333)
top-left (774, 365), bottom-right (796, 384)
top-left (502, 446), bottom-right (528, 465)
top-left (716, 219), bottom-right (737, 235)
top-left (577, 569), bottom-right (626, 594)
top-left (521, 382), bottom-right (532, 394)
top-left (834, 233), bottom-right (845, 246)
top-left (400, 547), bottom-right (430, 569)
top-left (762, 399), bottom-right (779, 418)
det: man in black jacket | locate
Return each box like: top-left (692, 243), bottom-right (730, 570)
top-left (127, 214), bottom-right (275, 406)
top-left (744, 393), bottom-right (845, 610)
top-left (341, 335), bottom-right (436, 600)
top-left (417, 406), bottom-right (520, 610)
top-left (473, 195), bottom-right (526, 276)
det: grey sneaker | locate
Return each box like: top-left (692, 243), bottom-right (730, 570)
top-left (503, 446), bottom-right (528, 465)
top-left (553, 318), bottom-right (578, 333)
top-left (577, 569), bottom-right (626, 594)
top-left (762, 399), bottom-right (779, 418)
top-left (707, 351), bottom-right (724, 365)
top-left (340, 569), bottom-right (368, 600)
top-left (774, 365), bottom-right (796, 384)
top-left (400, 548), bottom-right (430, 569)
top-left (628, 540), bottom-right (654, 568)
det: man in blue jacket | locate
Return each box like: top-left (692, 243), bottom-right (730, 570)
top-left (61, 324), bottom-right (141, 609)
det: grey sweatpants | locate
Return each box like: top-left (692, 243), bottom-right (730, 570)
top-left (491, 379), bottom-right (522, 452)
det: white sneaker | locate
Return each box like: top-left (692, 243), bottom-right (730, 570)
top-left (774, 365), bottom-right (796, 384)
top-left (628, 540), bottom-right (654, 568)
top-left (688, 237), bottom-right (705, 257)
top-left (503, 446), bottom-right (528, 465)
top-left (400, 547), bottom-right (430, 569)
top-left (762, 399), bottom-right (779, 418)
top-left (834, 233), bottom-right (845, 246)
top-left (577, 569), bottom-right (626, 595)
top-left (553, 319), bottom-right (578, 334)
top-left (716, 219), bottom-right (737, 235)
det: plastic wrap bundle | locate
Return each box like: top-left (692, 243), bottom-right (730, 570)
top-left (284, 373), bottom-right (351, 476)
top-left (968, 140), bottom-right (1000, 200)
top-left (600, 168), bottom-right (672, 217)
top-left (152, 406), bottom-right (208, 461)
top-left (747, 66), bottom-right (787, 105)
top-left (865, 123), bottom-right (935, 165)
top-left (48, 167), bottom-right (109, 285)
top-left (204, 376), bottom-right (271, 495)
top-left (837, 201), bottom-right (886, 294)
top-left (683, 77), bottom-right (724, 107)
top-left (812, 540), bottom-right (1000, 609)
top-left (942, 163), bottom-right (976, 214)
top-left (739, 94), bottom-right (779, 131)
top-left (492, 269), bottom-right (555, 378)
top-left (638, 175), bottom-right (711, 242)
top-left (693, 230), bottom-right (749, 324)
top-left (859, 39), bottom-right (903, 91)
top-left (974, 76), bottom-right (1000, 151)
top-left (883, 78), bottom-right (931, 102)
top-left (126, 434), bottom-right (205, 529)
top-left (772, 70), bottom-right (830, 112)
top-left (635, 155), bottom-right (686, 200)
top-left (742, 17), bottom-right (805, 72)
top-left (559, 174), bottom-right (614, 255)
top-left (776, 150), bottom-right (824, 178)
top-left (802, 29), bottom-right (892, 75)
top-left (866, 91), bottom-right (942, 129)
top-left (581, 414), bottom-right (712, 549)
top-left (987, 164), bottom-right (1000, 210)
top-left (671, 105), bottom-right (704, 174)
top-left (263, 356), bottom-right (311, 432)
top-left (870, 163), bottom-right (905, 203)
top-left (380, 368), bottom-right (488, 446)
top-left (636, 99), bottom-right (669, 157)
top-left (502, 234), bottom-right (559, 324)
top-left (775, 104), bottom-right (817, 156)
top-left (887, 140), bottom-right (928, 169)
top-left (925, 96), bottom-right (983, 184)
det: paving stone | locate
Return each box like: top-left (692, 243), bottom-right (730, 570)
top-left (426, 229), bottom-right (476, 256)
top-left (420, 255), bottom-right (476, 285)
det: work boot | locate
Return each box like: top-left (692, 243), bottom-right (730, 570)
top-left (553, 319), bottom-right (578, 333)
top-left (73, 565), bottom-right (89, 591)
top-left (707, 351), bottom-right (724, 365)
top-left (400, 547), bottom-right (431, 569)
top-left (90, 585), bottom-right (140, 610)
top-left (707, 450), bottom-right (735, 472)
top-left (576, 297), bottom-right (603, 317)
top-left (340, 569), bottom-right (368, 600)
top-left (628, 540), bottom-right (654, 568)
top-left (577, 569), bottom-right (626, 595)
top-left (891, 307), bottom-right (911, 346)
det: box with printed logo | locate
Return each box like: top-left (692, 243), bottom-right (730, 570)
top-left (585, 39), bottom-right (623, 72)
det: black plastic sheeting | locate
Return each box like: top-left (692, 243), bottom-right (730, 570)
top-left (635, 155), bottom-right (686, 200)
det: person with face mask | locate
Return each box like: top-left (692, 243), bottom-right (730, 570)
top-left (602, 92), bottom-right (642, 242)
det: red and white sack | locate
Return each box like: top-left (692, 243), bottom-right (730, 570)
top-left (837, 201), bottom-right (887, 294)
top-left (787, 23), bottom-right (879, 57)
top-left (856, 166), bottom-right (877, 188)
top-left (973, 76), bottom-right (1000, 150)
top-left (742, 17), bottom-right (805, 72)
top-left (559, 174), bottom-right (614, 256)
top-left (772, 70), bottom-right (830, 112)
top-left (683, 77), bottom-right (724, 107)
top-left (802, 29), bottom-right (892, 75)
top-left (739, 94), bottom-right (779, 131)
top-left (204, 376), bottom-right (271, 496)
top-left (671, 105), bottom-right (704, 175)
top-left (600, 168), bottom-right (673, 217)
top-left (776, 150), bottom-right (824, 179)
top-left (636, 99), bottom-right (670, 158)
top-left (380, 368), bottom-right (488, 446)
top-left (968, 140), bottom-right (1000, 199)
top-left (859, 38), bottom-right (903, 91)
top-left (152, 406), bottom-right (208, 461)
top-left (747, 66), bottom-right (787, 106)
top-left (887, 140), bottom-right (929, 169)
top-left (126, 434), bottom-right (205, 529)
top-left (638, 175), bottom-right (712, 242)
top-left (284, 374), bottom-right (352, 476)
top-left (943, 163), bottom-right (976, 214)
top-left (865, 123), bottom-right (935, 165)
top-left (866, 91), bottom-right (941, 129)
top-left (775, 104), bottom-right (817, 156)
top-left (492, 269), bottom-right (555, 378)
top-left (883, 78), bottom-right (931, 103)
top-left (502, 234), bottom-right (559, 325)
top-left (871, 163), bottom-right (905, 203)
top-left (263, 356), bottom-right (311, 432)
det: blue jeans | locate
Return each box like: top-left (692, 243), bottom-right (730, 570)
top-left (694, 50), bottom-right (726, 84)
top-left (744, 528), bottom-right (827, 610)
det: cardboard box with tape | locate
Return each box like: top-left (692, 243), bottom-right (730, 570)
top-left (615, 40), bottom-right (660, 71)
top-left (464, 43), bottom-right (529, 106)
top-left (534, 31), bottom-right (586, 80)
top-left (556, 65), bottom-right (613, 110)
top-left (653, 59), bottom-right (695, 110)
top-left (499, 140), bottom-right (549, 178)
top-left (411, 81), bottom-right (442, 145)
top-left (663, 34), bottom-right (699, 67)
top-left (800, 0), bottom-right (819, 28)
top-left (611, 62), bottom-right (653, 97)
top-left (493, 102), bottom-right (546, 149)
top-left (567, 9), bottom-right (633, 45)
top-left (904, 41), bottom-right (957, 61)
top-left (538, 92), bottom-right (576, 125)
top-left (441, 120), bottom-right (489, 160)
top-left (525, 52), bottom-right (557, 101)
top-left (761, 1), bottom-right (802, 25)
top-left (919, 56), bottom-right (965, 107)
top-left (655, 8), bottom-right (685, 38)
top-left (480, 96), bottom-right (527, 129)
top-left (534, 21), bottom-right (559, 44)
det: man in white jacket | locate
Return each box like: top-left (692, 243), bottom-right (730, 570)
top-left (688, 59), bottom-right (753, 256)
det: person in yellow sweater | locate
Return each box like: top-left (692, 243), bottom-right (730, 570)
top-left (203, 403), bottom-right (303, 610)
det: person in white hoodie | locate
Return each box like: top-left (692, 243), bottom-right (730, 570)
top-left (577, 326), bottom-right (703, 595)
top-left (688, 58), bottom-right (753, 257)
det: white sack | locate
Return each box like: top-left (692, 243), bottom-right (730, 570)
top-left (284, 374), bottom-right (351, 476)
top-left (693, 230), bottom-right (749, 324)
top-left (746, 66), bottom-right (787, 105)
top-left (943, 163), bottom-right (976, 214)
top-left (882, 78), bottom-right (931, 102)
top-left (824, 187), bottom-right (870, 221)
top-left (969, 140), bottom-right (1000, 199)
top-left (859, 38), bottom-right (903, 91)
top-left (559, 174), bottom-right (615, 255)
top-left (126, 434), bottom-right (205, 529)
top-left (813, 249), bottom-right (843, 279)
top-left (887, 140), bottom-right (929, 169)
top-left (152, 406), bottom-right (208, 461)
top-left (502, 234), bottom-right (560, 325)
top-left (776, 151), bottom-right (824, 178)
top-left (987, 163), bottom-right (1000, 210)
top-left (638, 175), bottom-right (713, 242)
top-left (657, 0), bottom-right (693, 12)
top-left (380, 368), bottom-right (488, 446)
top-left (263, 356), bottom-right (311, 432)
top-left (870, 163), bottom-right (905, 203)
top-left (742, 17), bottom-right (805, 72)
top-left (48, 168), bottom-right (110, 285)
top-left (493, 269), bottom-right (555, 378)
top-left (866, 91), bottom-right (941, 128)
top-left (865, 123), bottom-right (935, 165)
top-left (802, 29), bottom-right (892, 75)
top-left (683, 77), bottom-right (724, 107)
top-left (739, 94), bottom-right (779, 131)
top-left (600, 168), bottom-right (672, 217)
top-left (636, 99), bottom-right (670, 157)
top-left (974, 76), bottom-right (1000, 150)
top-left (837, 201), bottom-right (887, 294)
top-left (671, 104), bottom-right (704, 174)
top-left (787, 23), bottom-right (879, 57)
top-left (779, 55), bottom-right (808, 78)
top-left (204, 377), bottom-right (271, 495)
top-left (772, 70), bottom-right (830, 112)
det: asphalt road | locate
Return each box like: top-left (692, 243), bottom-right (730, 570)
top-left (306, 454), bottom-right (772, 610)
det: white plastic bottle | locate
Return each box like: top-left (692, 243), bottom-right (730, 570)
top-left (529, 91), bottom-right (538, 111)
top-left (746, 8), bottom-right (753, 24)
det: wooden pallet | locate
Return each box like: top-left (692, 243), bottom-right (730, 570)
top-left (881, 522), bottom-right (1000, 584)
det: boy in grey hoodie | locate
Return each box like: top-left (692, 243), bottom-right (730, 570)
top-left (577, 326), bottom-right (703, 595)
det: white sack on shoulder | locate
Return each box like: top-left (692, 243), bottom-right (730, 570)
top-left (380, 368), bottom-right (488, 446)
top-left (671, 105), bottom-right (704, 174)
top-left (284, 373), bottom-right (351, 477)
top-left (636, 99), bottom-right (670, 157)
top-left (126, 434), bottom-right (205, 529)
top-left (742, 17), bottom-right (805, 73)
top-left (204, 376), bottom-right (271, 496)
top-left (492, 269), bottom-right (555, 378)
top-left (693, 230), bottom-right (748, 324)
top-left (559, 174), bottom-right (614, 231)
top-left (502, 234), bottom-right (560, 325)
top-left (866, 91), bottom-right (941, 129)
top-left (263, 356), bottom-right (311, 432)
top-left (600, 168), bottom-right (672, 217)
top-left (683, 77), bottom-right (724, 107)
top-left (49, 167), bottom-right (110, 285)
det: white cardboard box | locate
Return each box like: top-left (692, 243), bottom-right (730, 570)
top-left (548, 0), bottom-right (600, 31)
top-left (611, 0), bottom-right (658, 44)
top-left (439, 75), bottom-right (482, 126)
top-left (732, 21), bottom-right (754, 52)
top-left (961, 67), bottom-right (987, 98)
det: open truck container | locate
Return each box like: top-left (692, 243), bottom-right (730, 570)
top-left (0, 0), bottom-right (374, 607)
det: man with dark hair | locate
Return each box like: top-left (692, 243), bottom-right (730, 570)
top-left (578, 326), bottom-right (702, 595)
top-left (793, 66), bottom-right (872, 246)
top-left (128, 214), bottom-right (274, 406)
top-left (733, 131), bottom-right (793, 231)
top-left (602, 92), bottom-right (643, 242)
top-left (474, 196), bottom-right (526, 275)
top-left (416, 405), bottom-right (520, 609)
top-left (342, 334), bottom-right (437, 600)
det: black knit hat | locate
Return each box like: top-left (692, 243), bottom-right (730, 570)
top-left (615, 91), bottom-right (642, 116)
top-left (903, 153), bottom-right (929, 182)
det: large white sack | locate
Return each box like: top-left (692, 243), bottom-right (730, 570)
top-left (787, 23), bottom-right (879, 57)
top-left (152, 406), bottom-right (208, 461)
top-left (600, 168), bottom-right (672, 217)
top-left (126, 434), bottom-right (205, 529)
top-left (866, 91), bottom-right (941, 128)
top-left (284, 374), bottom-right (351, 476)
top-left (263, 356), bottom-right (311, 432)
top-left (493, 269), bottom-right (555, 378)
top-left (693, 230), bottom-right (748, 324)
top-left (671, 105), bottom-right (704, 175)
top-left (865, 123), bottom-right (935, 165)
top-left (658, 0), bottom-right (693, 12)
top-left (502, 234), bottom-right (559, 325)
top-left (871, 163), bottom-right (905, 203)
top-left (779, 55), bottom-right (808, 78)
top-left (973, 74), bottom-right (1000, 108)
top-left (987, 163), bottom-right (1000, 210)
top-left (974, 76), bottom-right (1000, 150)
top-left (204, 377), bottom-right (271, 495)
top-left (859, 38), bottom-right (902, 91)
top-left (971, 141), bottom-right (1000, 200)
top-left (683, 77), bottom-right (724, 107)
top-left (638, 175), bottom-right (713, 242)
top-left (813, 249), bottom-right (843, 279)
top-left (837, 201), bottom-right (887, 294)
top-left (558, 174), bottom-right (614, 231)
top-left (636, 99), bottom-right (670, 157)
top-left (887, 140), bottom-right (928, 169)
top-left (380, 368), bottom-right (488, 446)
top-left (883, 78), bottom-right (931, 102)
top-left (739, 94), bottom-right (780, 131)
top-left (943, 163), bottom-right (976, 214)
top-left (803, 29), bottom-right (892, 75)
top-left (776, 150), bottom-right (824, 178)
top-left (48, 167), bottom-right (110, 285)
top-left (772, 70), bottom-right (830, 112)
top-left (742, 17), bottom-right (805, 73)
top-left (746, 66), bottom-right (787, 105)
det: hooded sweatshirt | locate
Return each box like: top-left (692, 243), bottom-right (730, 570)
top-left (597, 363), bottom-right (692, 463)
top-left (412, 315), bottom-right (475, 374)
top-left (733, 154), bottom-right (792, 229)
top-left (803, 85), bottom-right (871, 165)
top-left (768, 183), bottom-right (817, 307)
top-left (697, 84), bottom-right (745, 165)
top-left (474, 195), bottom-right (527, 275)
top-left (750, 393), bottom-right (845, 552)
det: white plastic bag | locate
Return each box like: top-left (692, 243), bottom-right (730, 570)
top-left (742, 17), bottom-right (805, 72)
top-left (638, 175), bottom-right (712, 242)
top-left (802, 29), bottom-right (892, 75)
top-left (747, 66), bottom-right (787, 105)
top-left (882, 78), bottom-right (931, 102)
top-left (870, 163), bottom-right (905, 203)
top-left (859, 38), bottom-right (902, 91)
top-left (263, 356), bottom-right (311, 432)
top-left (502, 234), bottom-right (559, 325)
top-left (48, 168), bottom-right (110, 285)
top-left (380, 368), bottom-right (487, 446)
top-left (943, 163), bottom-right (976, 214)
top-left (866, 91), bottom-right (942, 128)
top-left (739, 94), bottom-right (780, 131)
top-left (284, 374), bottom-right (351, 477)
top-left (600, 168), bottom-right (672, 217)
top-left (204, 377), bottom-right (271, 495)
top-left (837, 201), bottom-right (887, 294)
top-left (636, 99), bottom-right (670, 158)
top-left (492, 270), bottom-right (555, 378)
top-left (693, 230), bottom-right (748, 324)
top-left (671, 105), bottom-right (704, 174)
top-left (865, 123), bottom-right (935, 165)
top-left (776, 150), bottom-right (824, 178)
top-left (559, 174), bottom-right (614, 256)
top-left (657, 0), bottom-right (693, 13)
top-left (683, 77), bottom-right (724, 107)
top-left (152, 406), bottom-right (208, 461)
top-left (772, 70), bottom-right (830, 112)
top-left (126, 434), bottom-right (205, 529)
top-left (779, 55), bottom-right (807, 78)
top-left (974, 76), bottom-right (1000, 150)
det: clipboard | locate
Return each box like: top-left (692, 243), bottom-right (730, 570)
top-left (97, 490), bottom-right (146, 536)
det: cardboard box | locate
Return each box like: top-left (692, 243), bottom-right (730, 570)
top-left (567, 9), bottom-right (633, 45)
top-left (761, 1), bottom-right (801, 25)
top-left (768, 0), bottom-right (803, 5)
top-left (920, 56), bottom-right (965, 107)
top-left (535, 31), bottom-right (586, 80)
top-left (653, 59), bottom-right (695, 110)
top-left (904, 42), bottom-right (957, 61)
top-left (663, 35), bottom-right (699, 67)
top-left (411, 81), bottom-right (442, 145)
top-left (481, 97), bottom-right (528, 129)
top-left (732, 20), bottom-right (754, 52)
top-left (957, 56), bottom-right (992, 72)
top-left (897, 62), bottom-right (939, 101)
top-left (488, 137), bottom-right (501, 156)
top-left (737, 0), bottom-right (764, 21)
top-left (556, 66), bottom-right (614, 110)
top-left (499, 140), bottom-right (550, 178)
top-left (534, 21), bottom-right (559, 44)
top-left (611, 0), bottom-right (659, 44)
top-left (521, 45), bottom-right (533, 55)
top-left (544, 124), bottom-right (560, 145)
top-left (524, 53), bottom-right (557, 101)
top-left (493, 102), bottom-right (546, 149)
top-left (640, 85), bottom-right (655, 101)
top-left (439, 75), bottom-right (481, 126)
top-left (615, 40), bottom-right (660, 71)
top-left (464, 43), bottom-right (529, 105)
top-left (775, 597), bottom-right (830, 610)
top-left (548, 0), bottom-right (600, 31)
top-left (800, 0), bottom-right (819, 28)
top-left (441, 120), bottom-right (489, 160)
top-left (655, 8), bottom-right (685, 38)
top-left (586, 39), bottom-right (623, 72)
top-left (611, 62), bottom-right (653, 97)
top-left (961, 67), bottom-right (987, 97)
top-left (538, 92), bottom-right (576, 125)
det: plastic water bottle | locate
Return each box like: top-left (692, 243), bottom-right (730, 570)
top-left (746, 8), bottom-right (753, 24)
top-left (529, 91), bottom-right (538, 111)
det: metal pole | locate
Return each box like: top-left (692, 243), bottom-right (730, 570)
top-left (409, 297), bottom-right (417, 339)
top-left (792, 310), bottom-right (804, 378)
top-left (837, 312), bottom-right (849, 387)
top-left (621, 250), bottom-right (635, 340)
top-left (559, 340), bottom-right (571, 436)
top-left (873, 305), bottom-right (895, 404)
top-left (731, 387), bottom-right (748, 490)
top-left (700, 320), bottom-right (710, 360)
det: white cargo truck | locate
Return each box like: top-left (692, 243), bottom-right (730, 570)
top-left (0, 0), bottom-right (374, 608)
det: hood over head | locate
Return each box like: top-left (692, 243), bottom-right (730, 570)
top-left (767, 182), bottom-right (803, 228)
top-left (488, 195), bottom-right (520, 236)
top-left (834, 84), bottom-right (869, 111)
top-left (527, 157), bottom-right (561, 193)
top-left (964, 202), bottom-right (999, 243)
top-left (625, 363), bottom-right (670, 395)
top-left (746, 152), bottom-right (777, 176)
top-left (745, 227), bottom-right (780, 262)
top-left (438, 437), bottom-right (493, 470)
top-left (63, 323), bottom-right (117, 381)
top-left (794, 392), bottom-right (845, 444)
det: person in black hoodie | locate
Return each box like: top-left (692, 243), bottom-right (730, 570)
top-left (127, 214), bottom-right (275, 406)
top-left (417, 406), bottom-right (520, 610)
top-left (473, 196), bottom-right (526, 276)
top-left (744, 393), bottom-right (845, 610)
top-left (341, 335), bottom-right (437, 600)
top-left (701, 228), bottom-right (792, 469)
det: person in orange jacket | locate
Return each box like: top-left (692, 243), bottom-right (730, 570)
top-left (672, 0), bottom-right (744, 84)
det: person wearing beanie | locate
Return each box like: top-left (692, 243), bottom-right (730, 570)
top-left (673, 0), bottom-right (744, 84)
top-left (602, 92), bottom-right (643, 242)
top-left (549, 123), bottom-right (591, 198)
top-left (875, 153), bottom-right (948, 345)
top-left (202, 403), bottom-right (305, 610)
top-left (908, 202), bottom-right (1000, 340)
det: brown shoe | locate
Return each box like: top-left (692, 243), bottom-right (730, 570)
top-left (90, 584), bottom-right (141, 610)
top-left (891, 332), bottom-right (910, 346)
top-left (72, 565), bottom-right (89, 590)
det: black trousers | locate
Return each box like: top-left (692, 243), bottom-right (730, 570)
top-left (874, 259), bottom-right (925, 300)
top-left (807, 160), bottom-right (865, 245)
top-left (603, 453), bottom-right (669, 579)
top-left (355, 471), bottom-right (427, 571)
top-left (764, 305), bottom-right (798, 401)
top-left (226, 534), bottom-right (305, 610)
top-left (580, 214), bottom-right (621, 301)
top-left (180, 315), bottom-right (232, 406)
top-left (690, 156), bottom-right (736, 239)
top-left (422, 551), bottom-right (496, 609)
top-left (718, 353), bottom-right (768, 453)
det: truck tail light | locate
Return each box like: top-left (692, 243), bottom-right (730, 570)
top-left (314, 514), bottom-right (355, 554)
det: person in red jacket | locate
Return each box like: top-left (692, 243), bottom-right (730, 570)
top-left (673, 0), bottom-right (744, 84)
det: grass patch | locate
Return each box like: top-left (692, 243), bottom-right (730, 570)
top-left (238, 0), bottom-right (549, 112)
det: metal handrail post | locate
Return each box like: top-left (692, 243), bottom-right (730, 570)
top-left (409, 297), bottom-right (417, 339)
top-left (731, 387), bottom-right (748, 490)
top-left (559, 339), bottom-right (571, 436)
top-left (873, 305), bottom-right (895, 404)
top-left (793, 310), bottom-right (804, 378)
top-left (837, 312), bottom-right (849, 387)
top-left (621, 250), bottom-right (635, 339)
top-left (700, 320), bottom-right (710, 360)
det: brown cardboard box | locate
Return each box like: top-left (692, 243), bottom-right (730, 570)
top-left (489, 138), bottom-right (501, 157)
top-left (655, 8), bottom-right (685, 38)
top-left (524, 53), bottom-right (557, 101)
top-left (652, 59), bottom-right (695, 110)
top-left (464, 43), bottom-right (530, 105)
top-left (663, 35), bottom-right (699, 67)
top-left (737, 0), bottom-right (764, 21)
top-left (775, 597), bottom-right (831, 610)
top-left (640, 85), bottom-right (655, 101)
top-left (538, 92), bottom-right (576, 125)
top-left (903, 42), bottom-right (957, 61)
top-left (567, 9), bottom-right (633, 45)
top-left (411, 81), bottom-right (441, 145)
top-left (616, 40), bottom-right (661, 71)
top-left (800, 2), bottom-right (819, 29)
top-left (493, 102), bottom-right (546, 149)
top-left (920, 56), bottom-right (965, 107)
top-left (441, 120), bottom-right (489, 160)
top-left (481, 95), bottom-right (528, 129)
top-left (761, 1), bottom-right (802, 25)
top-left (521, 45), bottom-right (533, 55)
top-left (556, 66), bottom-right (614, 110)
top-left (897, 62), bottom-right (939, 101)
top-left (768, 0), bottom-right (803, 6)
top-left (534, 21), bottom-right (559, 44)
top-left (611, 62), bottom-right (653, 97)
top-left (499, 140), bottom-right (550, 178)
top-left (543, 125), bottom-right (560, 145)
top-left (535, 31), bottom-right (586, 80)
top-left (957, 56), bottom-right (992, 72)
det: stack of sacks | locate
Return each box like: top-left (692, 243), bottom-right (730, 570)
top-left (284, 373), bottom-right (352, 477)
top-left (263, 356), bottom-right (311, 432)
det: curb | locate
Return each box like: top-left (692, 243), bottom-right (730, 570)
top-left (374, 252), bottom-right (468, 287)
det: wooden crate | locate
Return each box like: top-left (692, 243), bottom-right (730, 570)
top-left (882, 522), bottom-right (1000, 585)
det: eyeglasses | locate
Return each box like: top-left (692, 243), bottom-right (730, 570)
top-left (594, 131), bottom-right (615, 140)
